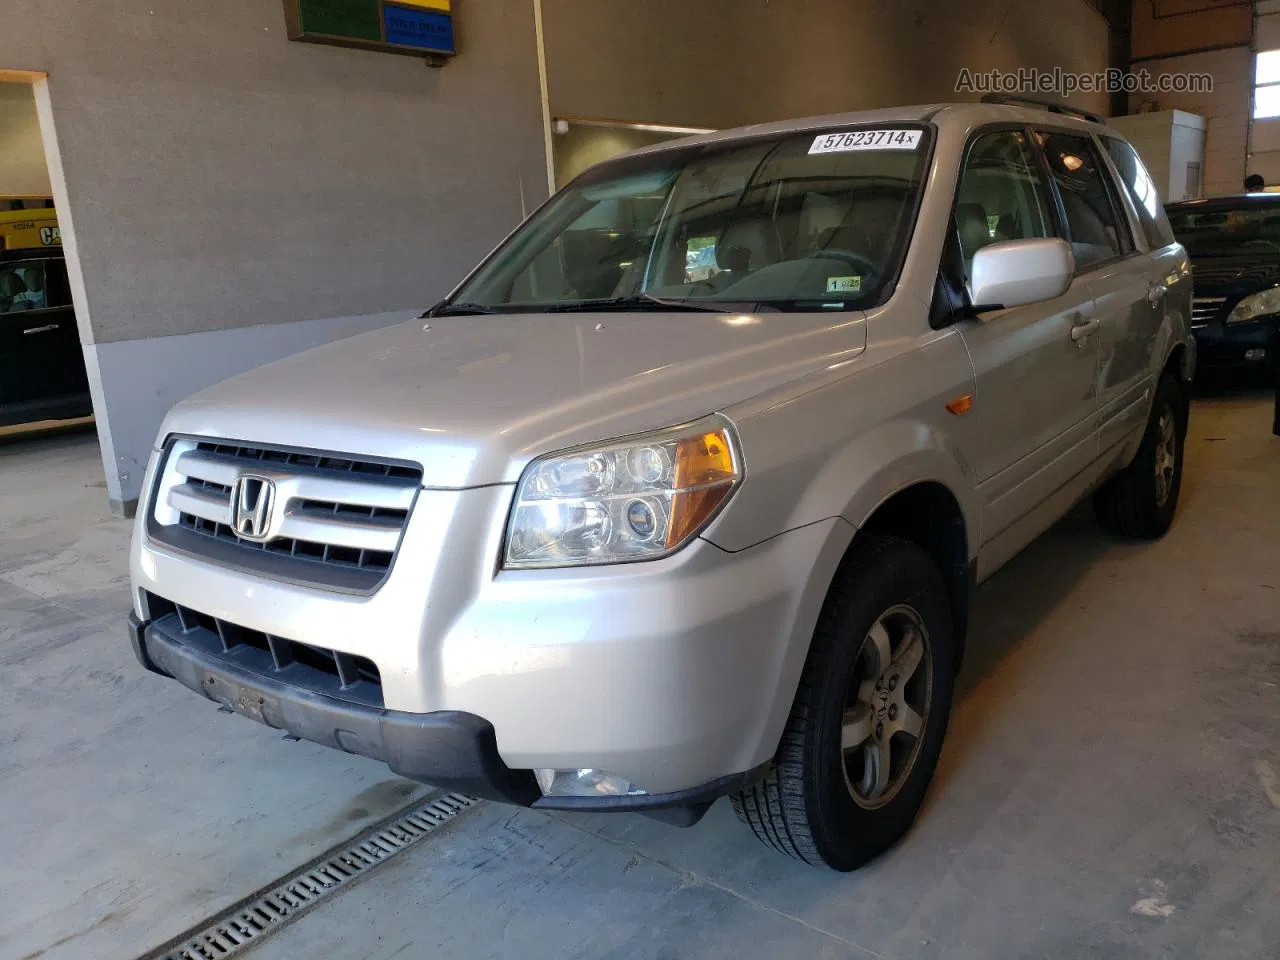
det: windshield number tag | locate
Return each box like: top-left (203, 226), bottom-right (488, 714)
top-left (809, 129), bottom-right (922, 154)
top-left (826, 276), bottom-right (863, 294)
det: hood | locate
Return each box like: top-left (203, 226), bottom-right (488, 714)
top-left (162, 311), bottom-right (867, 487)
top-left (1189, 256), bottom-right (1280, 296)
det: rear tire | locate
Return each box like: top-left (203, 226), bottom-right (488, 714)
top-left (732, 534), bottom-right (955, 871)
top-left (1094, 372), bottom-right (1186, 540)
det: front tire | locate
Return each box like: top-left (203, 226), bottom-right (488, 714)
top-left (1094, 372), bottom-right (1186, 539)
top-left (732, 535), bottom-right (955, 871)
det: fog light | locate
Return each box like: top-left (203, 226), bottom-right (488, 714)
top-left (1246, 348), bottom-right (1267, 361)
top-left (533, 768), bottom-right (647, 798)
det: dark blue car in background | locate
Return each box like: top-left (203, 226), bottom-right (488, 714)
top-left (1167, 193), bottom-right (1280, 377)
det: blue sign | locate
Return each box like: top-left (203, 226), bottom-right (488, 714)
top-left (383, 3), bottom-right (454, 54)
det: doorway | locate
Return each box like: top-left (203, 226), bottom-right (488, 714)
top-left (0, 73), bottom-right (93, 439)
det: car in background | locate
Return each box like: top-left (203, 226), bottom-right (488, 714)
top-left (0, 247), bottom-right (92, 427)
top-left (1167, 194), bottom-right (1280, 375)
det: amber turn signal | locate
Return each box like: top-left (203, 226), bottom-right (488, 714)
top-left (667, 428), bottom-right (738, 547)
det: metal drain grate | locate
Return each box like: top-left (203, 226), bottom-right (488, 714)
top-left (138, 792), bottom-right (478, 960)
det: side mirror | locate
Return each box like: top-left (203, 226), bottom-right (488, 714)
top-left (969, 238), bottom-right (1074, 312)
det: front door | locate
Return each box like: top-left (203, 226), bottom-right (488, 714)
top-left (951, 129), bottom-right (1101, 554)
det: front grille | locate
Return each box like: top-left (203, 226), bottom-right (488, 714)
top-left (149, 439), bottom-right (422, 592)
top-left (146, 593), bottom-right (383, 707)
top-left (1191, 296), bottom-right (1227, 328)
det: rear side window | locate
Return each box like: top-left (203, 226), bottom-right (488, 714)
top-left (955, 130), bottom-right (1056, 274)
top-left (1037, 130), bottom-right (1133, 269)
top-left (1102, 137), bottom-right (1176, 250)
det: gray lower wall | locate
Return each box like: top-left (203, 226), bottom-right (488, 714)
top-left (86, 311), bottom-right (414, 512)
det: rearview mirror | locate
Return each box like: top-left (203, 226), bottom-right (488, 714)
top-left (969, 238), bottom-right (1074, 312)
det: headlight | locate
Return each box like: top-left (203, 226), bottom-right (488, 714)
top-left (1226, 287), bottom-right (1280, 324)
top-left (504, 415), bottom-right (741, 568)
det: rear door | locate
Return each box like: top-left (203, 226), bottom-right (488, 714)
top-left (1094, 135), bottom-right (1182, 452)
top-left (0, 256), bottom-right (88, 409)
top-left (952, 128), bottom-right (1101, 552)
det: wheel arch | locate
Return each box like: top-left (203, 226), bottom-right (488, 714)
top-left (855, 480), bottom-right (972, 674)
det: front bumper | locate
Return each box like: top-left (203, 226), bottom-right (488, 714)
top-left (1192, 319), bottom-right (1277, 370)
top-left (128, 611), bottom-right (767, 821)
top-left (131, 457), bottom-right (850, 804)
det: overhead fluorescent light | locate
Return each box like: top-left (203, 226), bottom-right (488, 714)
top-left (553, 115), bottom-right (715, 135)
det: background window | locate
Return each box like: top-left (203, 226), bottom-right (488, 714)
top-left (1256, 49), bottom-right (1280, 119)
top-left (1103, 137), bottom-right (1176, 249)
top-left (954, 130), bottom-right (1055, 273)
top-left (1038, 131), bottom-right (1130, 269)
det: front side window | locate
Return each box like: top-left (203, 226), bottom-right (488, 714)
top-left (450, 126), bottom-right (932, 313)
top-left (1038, 131), bottom-right (1131, 269)
top-left (1103, 137), bottom-right (1175, 250)
top-left (954, 130), bottom-right (1055, 274)
top-left (0, 260), bottom-right (47, 313)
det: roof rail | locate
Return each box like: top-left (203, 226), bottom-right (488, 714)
top-left (979, 93), bottom-right (1104, 126)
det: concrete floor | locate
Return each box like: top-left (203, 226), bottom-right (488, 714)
top-left (3, 395), bottom-right (1279, 960)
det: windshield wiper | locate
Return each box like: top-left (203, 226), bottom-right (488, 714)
top-left (422, 301), bottom-right (498, 317)
top-left (543, 294), bottom-right (744, 314)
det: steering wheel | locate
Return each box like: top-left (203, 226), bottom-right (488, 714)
top-left (804, 249), bottom-right (879, 281)
top-left (1239, 239), bottom-right (1280, 253)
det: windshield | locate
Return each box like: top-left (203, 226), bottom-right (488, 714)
top-left (449, 125), bottom-right (931, 313)
top-left (1167, 203), bottom-right (1280, 258)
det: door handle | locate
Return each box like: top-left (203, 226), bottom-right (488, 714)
top-left (22, 324), bottom-right (59, 336)
top-left (1070, 316), bottom-right (1100, 343)
top-left (1147, 282), bottom-right (1167, 305)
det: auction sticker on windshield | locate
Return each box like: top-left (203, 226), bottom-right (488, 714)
top-left (809, 129), bottom-right (922, 154)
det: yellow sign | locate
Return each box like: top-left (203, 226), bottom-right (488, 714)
top-left (0, 208), bottom-right (60, 251)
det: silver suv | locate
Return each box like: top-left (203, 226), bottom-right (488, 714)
top-left (128, 99), bottom-right (1194, 870)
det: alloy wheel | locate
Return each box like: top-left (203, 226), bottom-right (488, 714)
top-left (841, 604), bottom-right (932, 809)
top-left (1154, 404), bottom-right (1178, 507)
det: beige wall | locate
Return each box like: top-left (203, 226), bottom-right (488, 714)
top-left (1131, 47), bottom-right (1252, 196)
top-left (0, 82), bottom-right (50, 198)
top-left (0, 0), bottom-right (547, 345)
top-left (1131, 0), bottom-right (1251, 62)
top-left (542, 0), bottom-right (1111, 127)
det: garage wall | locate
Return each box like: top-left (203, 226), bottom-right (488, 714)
top-left (0, 0), bottom-right (547, 512)
top-left (1127, 2), bottom-right (1252, 198)
top-left (1131, 47), bottom-right (1252, 196)
top-left (541, 0), bottom-right (1111, 126)
top-left (0, 82), bottom-right (50, 197)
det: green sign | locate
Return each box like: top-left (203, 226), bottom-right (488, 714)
top-left (297, 0), bottom-right (381, 42)
top-left (284, 0), bottom-right (456, 63)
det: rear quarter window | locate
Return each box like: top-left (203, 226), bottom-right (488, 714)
top-left (1103, 138), bottom-right (1176, 250)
